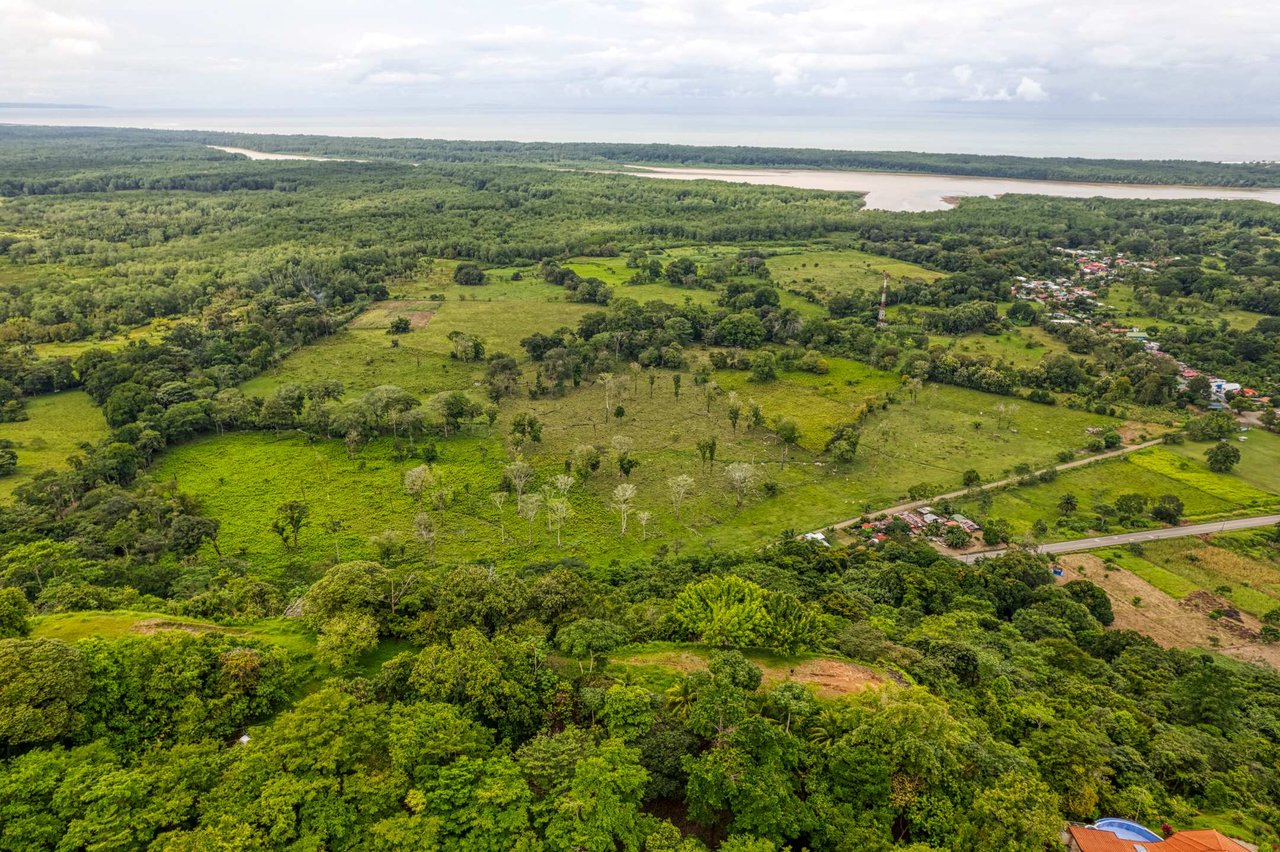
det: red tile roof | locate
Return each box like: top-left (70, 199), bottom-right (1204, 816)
top-left (1068, 826), bottom-right (1249, 852)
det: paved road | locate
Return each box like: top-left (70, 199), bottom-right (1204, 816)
top-left (953, 514), bottom-right (1280, 563)
top-left (821, 438), bottom-right (1165, 534)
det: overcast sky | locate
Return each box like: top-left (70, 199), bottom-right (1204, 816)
top-left (3, 0), bottom-right (1277, 122)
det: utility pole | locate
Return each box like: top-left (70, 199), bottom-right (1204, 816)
top-left (877, 271), bottom-right (889, 329)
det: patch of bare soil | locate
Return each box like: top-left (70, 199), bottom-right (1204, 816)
top-left (130, 618), bottom-right (223, 636)
top-left (621, 650), bottom-right (884, 698)
top-left (1056, 555), bottom-right (1280, 669)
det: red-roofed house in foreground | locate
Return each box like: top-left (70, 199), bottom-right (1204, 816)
top-left (1067, 825), bottom-right (1254, 852)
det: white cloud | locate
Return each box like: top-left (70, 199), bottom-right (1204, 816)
top-left (2, 0), bottom-right (1277, 122)
top-left (1015, 76), bottom-right (1048, 101)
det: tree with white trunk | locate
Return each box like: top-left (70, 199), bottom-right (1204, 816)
top-left (518, 493), bottom-right (543, 544)
top-left (636, 510), bottom-right (652, 541)
top-left (725, 462), bottom-right (756, 508)
top-left (612, 483), bottom-right (637, 535)
top-left (547, 498), bottom-right (571, 548)
top-left (413, 511), bottom-right (437, 561)
top-left (552, 473), bottom-right (575, 495)
top-left (668, 474), bottom-right (694, 520)
top-left (505, 459), bottom-right (534, 499)
top-left (489, 492), bottom-right (508, 544)
top-left (403, 465), bottom-right (434, 506)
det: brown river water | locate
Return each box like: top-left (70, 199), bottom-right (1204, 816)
top-left (621, 165), bottom-right (1280, 212)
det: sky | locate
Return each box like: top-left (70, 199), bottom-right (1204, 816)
top-left (2, 0), bottom-right (1277, 124)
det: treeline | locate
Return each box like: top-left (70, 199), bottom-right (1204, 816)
top-left (73, 125), bottom-right (1280, 188)
top-left (4, 540), bottom-right (1280, 848)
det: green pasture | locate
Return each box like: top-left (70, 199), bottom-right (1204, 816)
top-left (1165, 429), bottom-right (1280, 495)
top-left (157, 372), bottom-right (1134, 574)
top-left (959, 438), bottom-right (1280, 540)
top-left (926, 326), bottom-right (1069, 370)
top-left (30, 611), bottom-right (317, 657)
top-left (767, 248), bottom-right (945, 296)
top-left (0, 391), bottom-right (109, 499)
top-left (714, 358), bottom-right (900, 452)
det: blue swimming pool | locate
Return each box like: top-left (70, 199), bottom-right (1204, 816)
top-left (1091, 818), bottom-right (1163, 842)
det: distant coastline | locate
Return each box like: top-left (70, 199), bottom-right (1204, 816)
top-left (0, 102), bottom-right (103, 110)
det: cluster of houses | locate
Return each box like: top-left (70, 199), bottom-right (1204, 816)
top-left (1012, 248), bottom-right (1266, 412)
top-left (855, 506), bottom-right (983, 545)
top-left (1012, 248), bottom-right (1163, 326)
top-left (1010, 276), bottom-right (1103, 321)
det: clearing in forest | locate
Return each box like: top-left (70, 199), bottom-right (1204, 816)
top-left (0, 391), bottom-right (109, 499)
top-left (613, 643), bottom-right (886, 699)
top-left (1056, 553), bottom-right (1280, 670)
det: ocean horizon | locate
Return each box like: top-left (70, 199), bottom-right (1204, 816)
top-left (3, 106), bottom-right (1278, 163)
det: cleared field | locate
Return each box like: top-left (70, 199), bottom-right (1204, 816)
top-left (1095, 536), bottom-right (1280, 617)
top-left (1056, 554), bottom-right (1280, 669)
top-left (767, 248), bottom-right (945, 295)
top-left (929, 326), bottom-right (1070, 370)
top-left (957, 438), bottom-right (1280, 540)
top-left (608, 641), bottom-right (884, 698)
top-left (714, 358), bottom-right (901, 452)
top-left (0, 391), bottom-right (109, 499)
top-left (157, 372), bottom-right (1132, 575)
top-left (1166, 429), bottom-right (1280, 495)
top-left (29, 610), bottom-right (316, 655)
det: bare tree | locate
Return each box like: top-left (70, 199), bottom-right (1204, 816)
top-left (610, 435), bottom-right (634, 458)
top-left (994, 402), bottom-right (1020, 430)
top-left (547, 497), bottom-right (571, 548)
top-left (612, 483), bottom-right (637, 535)
top-left (403, 465), bottom-right (434, 506)
top-left (518, 493), bottom-right (543, 544)
top-left (552, 473), bottom-right (575, 496)
top-left (505, 459), bottom-right (534, 499)
top-left (413, 511), bottom-right (437, 561)
top-left (598, 372), bottom-right (615, 420)
top-left (636, 510), bottom-right (652, 541)
top-left (668, 474), bottom-right (695, 520)
top-left (489, 492), bottom-right (508, 543)
top-left (725, 462), bottom-right (756, 508)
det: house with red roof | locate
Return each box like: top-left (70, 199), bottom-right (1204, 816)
top-left (1067, 825), bottom-right (1253, 852)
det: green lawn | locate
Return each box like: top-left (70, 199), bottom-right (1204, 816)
top-left (0, 391), bottom-right (109, 499)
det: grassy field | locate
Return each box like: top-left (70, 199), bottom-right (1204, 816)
top-left (30, 322), bottom-right (165, 359)
top-left (30, 610), bottom-right (317, 655)
top-left (767, 248), bottom-right (946, 295)
top-left (157, 370), bottom-right (1132, 575)
top-left (957, 432), bottom-right (1280, 540)
top-left (0, 391), bottom-right (109, 499)
top-left (1104, 283), bottom-right (1267, 332)
top-left (925, 326), bottom-right (1069, 370)
top-left (29, 609), bottom-right (416, 681)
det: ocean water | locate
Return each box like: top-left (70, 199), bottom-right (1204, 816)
top-left (3, 106), bottom-right (1279, 162)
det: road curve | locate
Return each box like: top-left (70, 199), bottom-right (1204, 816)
top-left (953, 514), bottom-right (1280, 564)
